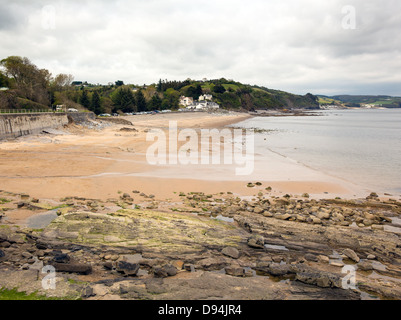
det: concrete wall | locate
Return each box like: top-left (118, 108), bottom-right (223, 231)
top-left (0, 112), bottom-right (97, 140)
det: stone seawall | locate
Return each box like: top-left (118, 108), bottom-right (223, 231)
top-left (0, 112), bottom-right (95, 140)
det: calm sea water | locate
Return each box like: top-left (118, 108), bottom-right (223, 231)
top-left (235, 109), bottom-right (401, 194)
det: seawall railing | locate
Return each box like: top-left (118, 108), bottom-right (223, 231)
top-left (0, 109), bottom-right (60, 114)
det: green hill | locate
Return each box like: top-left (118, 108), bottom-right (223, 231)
top-left (168, 78), bottom-right (320, 111)
top-left (318, 95), bottom-right (401, 108)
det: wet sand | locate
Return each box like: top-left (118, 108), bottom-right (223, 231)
top-left (0, 111), bottom-right (368, 203)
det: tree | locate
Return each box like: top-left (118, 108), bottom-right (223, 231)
top-left (157, 79), bottom-right (163, 92)
top-left (79, 89), bottom-right (90, 109)
top-left (0, 71), bottom-right (10, 87)
top-left (0, 56), bottom-right (51, 105)
top-left (53, 74), bottom-right (74, 91)
top-left (91, 91), bottom-right (102, 115)
top-left (164, 88), bottom-right (180, 109)
top-left (115, 80), bottom-right (124, 87)
top-left (213, 84), bottom-right (226, 94)
top-left (185, 84), bottom-right (203, 100)
top-left (111, 87), bottom-right (136, 113)
top-left (148, 94), bottom-right (162, 110)
top-left (136, 89), bottom-right (147, 112)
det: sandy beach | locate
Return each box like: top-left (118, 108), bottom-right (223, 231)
top-left (1, 111), bottom-right (401, 301)
top-left (0, 111), bottom-right (369, 203)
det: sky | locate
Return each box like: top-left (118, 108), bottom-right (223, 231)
top-left (0, 0), bottom-right (400, 96)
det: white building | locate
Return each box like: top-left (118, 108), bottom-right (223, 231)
top-left (198, 94), bottom-right (213, 101)
top-left (180, 96), bottom-right (194, 106)
top-left (187, 101), bottom-right (219, 110)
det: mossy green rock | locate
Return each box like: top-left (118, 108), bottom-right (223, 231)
top-left (41, 209), bottom-right (245, 255)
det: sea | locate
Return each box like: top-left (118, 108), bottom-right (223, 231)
top-left (234, 108), bottom-right (401, 195)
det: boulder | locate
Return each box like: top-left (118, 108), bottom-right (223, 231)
top-left (225, 265), bottom-right (245, 277)
top-left (276, 214), bottom-right (292, 221)
top-left (296, 271), bottom-right (342, 289)
top-left (317, 211), bottom-right (330, 220)
top-left (253, 207), bottom-right (264, 214)
top-left (51, 263), bottom-right (92, 275)
top-left (358, 261), bottom-right (373, 271)
top-left (116, 261), bottom-right (140, 276)
top-left (103, 262), bottom-right (113, 270)
top-left (267, 263), bottom-right (293, 277)
top-left (343, 249), bottom-right (360, 263)
top-left (52, 253), bottom-right (70, 264)
top-left (247, 236), bottom-right (265, 249)
top-left (197, 257), bottom-right (227, 271)
top-left (163, 265), bottom-right (178, 277)
top-left (81, 286), bottom-right (95, 298)
top-left (221, 247), bottom-right (240, 259)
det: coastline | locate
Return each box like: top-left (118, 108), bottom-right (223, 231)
top-left (1, 111), bottom-right (401, 301)
top-left (0, 111), bottom-right (373, 202)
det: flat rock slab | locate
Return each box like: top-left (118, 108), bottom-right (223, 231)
top-left (40, 209), bottom-right (248, 255)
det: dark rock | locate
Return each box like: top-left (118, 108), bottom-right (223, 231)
top-left (153, 264), bottom-right (177, 278)
top-left (116, 261), bottom-right (140, 276)
top-left (304, 254), bottom-right (319, 262)
top-left (36, 243), bottom-right (48, 250)
top-left (17, 201), bottom-right (26, 208)
top-left (0, 241), bottom-right (11, 248)
top-left (153, 266), bottom-right (168, 278)
top-left (163, 265), bottom-right (178, 277)
top-left (82, 286), bottom-right (95, 298)
top-left (184, 264), bottom-right (196, 272)
top-left (51, 263), bottom-right (92, 275)
top-left (295, 271), bottom-right (342, 289)
top-left (103, 262), bottom-right (114, 270)
top-left (0, 249), bottom-right (5, 259)
top-left (52, 253), bottom-right (70, 264)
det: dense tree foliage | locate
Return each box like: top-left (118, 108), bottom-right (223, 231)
top-left (136, 89), bottom-right (147, 112)
top-left (90, 91), bottom-right (102, 114)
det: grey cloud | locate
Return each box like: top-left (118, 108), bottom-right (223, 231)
top-left (0, 0), bottom-right (400, 95)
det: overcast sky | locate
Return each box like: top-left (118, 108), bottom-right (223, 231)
top-left (1, 0), bottom-right (400, 95)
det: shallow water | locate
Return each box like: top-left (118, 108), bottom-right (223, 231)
top-left (235, 109), bottom-right (401, 194)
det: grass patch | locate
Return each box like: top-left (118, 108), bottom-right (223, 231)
top-left (0, 288), bottom-right (65, 300)
top-left (0, 198), bottom-right (11, 204)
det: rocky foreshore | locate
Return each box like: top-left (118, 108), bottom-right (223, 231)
top-left (1, 188), bottom-right (401, 300)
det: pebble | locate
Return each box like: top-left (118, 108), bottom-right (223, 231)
top-left (330, 261), bottom-right (345, 268)
top-left (318, 255), bottom-right (330, 263)
top-left (343, 248), bottom-right (360, 263)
